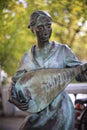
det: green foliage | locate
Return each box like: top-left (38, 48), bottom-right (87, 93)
top-left (0, 0), bottom-right (87, 76)
top-left (0, 0), bottom-right (34, 75)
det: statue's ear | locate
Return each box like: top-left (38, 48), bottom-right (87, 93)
top-left (28, 28), bottom-right (33, 34)
top-left (31, 28), bottom-right (34, 33)
top-left (31, 30), bottom-right (35, 35)
top-left (28, 25), bottom-right (34, 34)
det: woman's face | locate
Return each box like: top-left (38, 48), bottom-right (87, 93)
top-left (34, 16), bottom-right (52, 42)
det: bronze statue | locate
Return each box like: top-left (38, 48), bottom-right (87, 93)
top-left (9, 11), bottom-right (87, 130)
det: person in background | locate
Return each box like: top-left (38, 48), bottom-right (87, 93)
top-left (9, 11), bottom-right (87, 130)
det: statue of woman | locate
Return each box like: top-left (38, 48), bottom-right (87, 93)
top-left (9, 11), bottom-right (87, 130)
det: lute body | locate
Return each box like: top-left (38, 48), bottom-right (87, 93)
top-left (15, 64), bottom-right (87, 113)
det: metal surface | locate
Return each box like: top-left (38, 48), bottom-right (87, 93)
top-left (15, 64), bottom-right (87, 113)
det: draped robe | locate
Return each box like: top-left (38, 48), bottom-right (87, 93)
top-left (12, 41), bottom-right (85, 130)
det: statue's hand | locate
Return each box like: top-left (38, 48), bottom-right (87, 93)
top-left (76, 70), bottom-right (87, 82)
top-left (8, 86), bottom-right (29, 111)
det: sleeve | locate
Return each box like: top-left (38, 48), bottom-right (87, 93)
top-left (64, 45), bottom-right (87, 82)
top-left (64, 45), bottom-right (82, 67)
top-left (12, 53), bottom-right (28, 85)
top-left (9, 53), bottom-right (31, 109)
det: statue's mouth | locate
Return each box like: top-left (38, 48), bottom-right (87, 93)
top-left (40, 34), bottom-right (49, 40)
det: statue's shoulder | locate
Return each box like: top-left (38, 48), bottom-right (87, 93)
top-left (52, 41), bottom-right (68, 49)
top-left (22, 51), bottom-right (29, 60)
top-left (21, 50), bottom-right (32, 64)
top-left (22, 45), bottom-right (35, 59)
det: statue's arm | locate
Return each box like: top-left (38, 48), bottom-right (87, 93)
top-left (12, 69), bottom-right (27, 86)
top-left (9, 53), bottom-right (30, 111)
top-left (64, 45), bottom-right (87, 82)
top-left (75, 66), bottom-right (87, 82)
top-left (12, 52), bottom-right (28, 85)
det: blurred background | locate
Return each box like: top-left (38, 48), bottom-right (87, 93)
top-left (0, 0), bottom-right (87, 130)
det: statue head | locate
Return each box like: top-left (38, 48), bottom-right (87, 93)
top-left (28, 11), bottom-right (52, 31)
top-left (28, 11), bottom-right (52, 42)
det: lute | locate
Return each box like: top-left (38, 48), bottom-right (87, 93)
top-left (14, 63), bottom-right (87, 113)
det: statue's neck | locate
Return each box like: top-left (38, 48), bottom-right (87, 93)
top-left (35, 41), bottom-right (51, 58)
top-left (37, 40), bottom-right (50, 49)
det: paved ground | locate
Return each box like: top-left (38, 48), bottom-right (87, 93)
top-left (0, 116), bottom-right (25, 130)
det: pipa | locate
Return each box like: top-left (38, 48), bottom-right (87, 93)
top-left (14, 63), bottom-right (87, 113)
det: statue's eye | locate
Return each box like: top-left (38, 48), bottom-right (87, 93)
top-left (37, 26), bottom-right (43, 31)
top-left (47, 24), bottom-right (51, 29)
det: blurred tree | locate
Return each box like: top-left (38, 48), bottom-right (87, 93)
top-left (0, 0), bottom-right (35, 75)
top-left (0, 0), bottom-right (87, 76)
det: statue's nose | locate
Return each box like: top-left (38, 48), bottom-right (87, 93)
top-left (43, 26), bottom-right (48, 34)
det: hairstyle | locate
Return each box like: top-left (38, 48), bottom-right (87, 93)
top-left (28, 11), bottom-right (52, 29)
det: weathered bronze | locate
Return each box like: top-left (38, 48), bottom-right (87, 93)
top-left (15, 64), bottom-right (87, 113)
top-left (9, 11), bottom-right (87, 130)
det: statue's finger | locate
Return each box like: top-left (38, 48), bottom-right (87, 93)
top-left (18, 103), bottom-right (29, 111)
top-left (18, 91), bottom-right (26, 102)
top-left (11, 86), bottom-right (18, 99)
